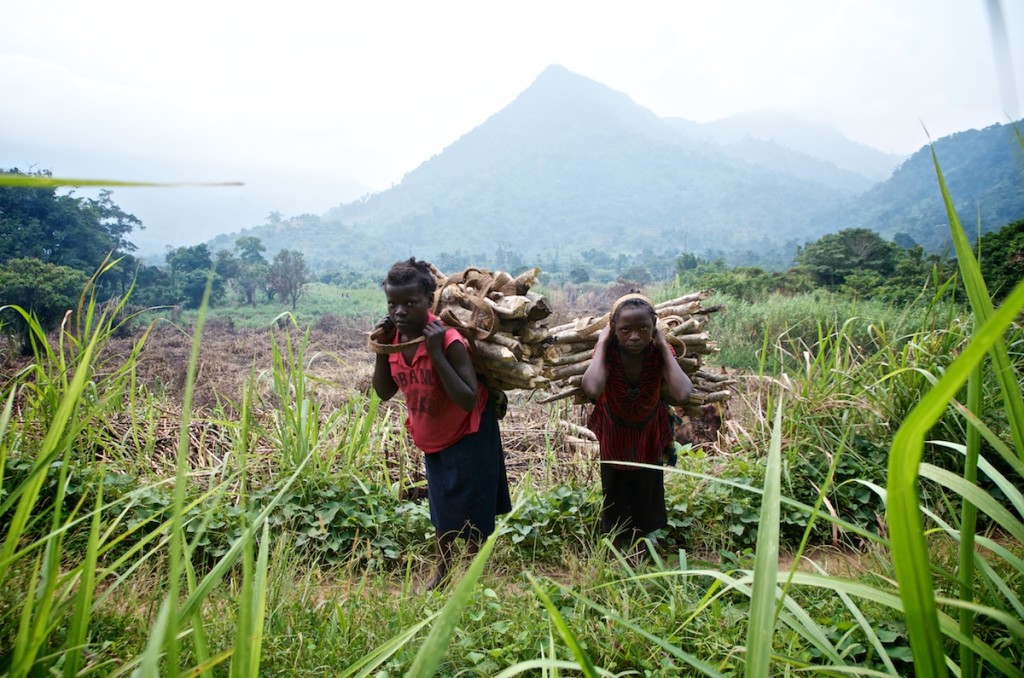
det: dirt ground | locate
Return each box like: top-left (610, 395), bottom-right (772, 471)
top-left (73, 319), bottom-right (737, 487)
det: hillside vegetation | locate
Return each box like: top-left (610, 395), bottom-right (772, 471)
top-left (208, 66), bottom-right (1022, 272)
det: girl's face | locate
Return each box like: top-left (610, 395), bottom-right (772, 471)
top-left (614, 305), bottom-right (655, 355)
top-left (384, 282), bottom-right (431, 338)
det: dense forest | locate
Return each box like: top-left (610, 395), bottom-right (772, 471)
top-left (3, 165), bottom-right (1022, 349)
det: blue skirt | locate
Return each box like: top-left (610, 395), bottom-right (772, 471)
top-left (423, 397), bottom-right (511, 538)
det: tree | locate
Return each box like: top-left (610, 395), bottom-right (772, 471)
top-left (840, 269), bottom-right (883, 299)
top-left (214, 250), bottom-right (240, 280)
top-left (0, 257), bottom-right (89, 352)
top-left (619, 264), bottom-right (652, 285)
top-left (237, 262), bottom-right (270, 307)
top-left (179, 270), bottom-right (225, 309)
top-left (568, 262), bottom-right (590, 284)
top-left (0, 169), bottom-right (142, 276)
top-left (269, 249), bottom-right (309, 310)
top-left (165, 244), bottom-right (223, 308)
top-left (795, 228), bottom-right (900, 288)
top-left (165, 244), bottom-right (213, 277)
top-left (675, 252), bottom-right (700, 273)
top-left (893, 232), bottom-right (918, 249)
top-left (977, 218), bottom-right (1024, 303)
top-left (235, 236), bottom-right (267, 264)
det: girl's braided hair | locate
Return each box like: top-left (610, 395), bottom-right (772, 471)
top-left (383, 258), bottom-right (437, 298)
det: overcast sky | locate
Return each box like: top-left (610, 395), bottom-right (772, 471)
top-left (1, 0), bottom-right (1021, 250)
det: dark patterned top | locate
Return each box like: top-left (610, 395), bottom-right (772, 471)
top-left (587, 342), bottom-right (672, 469)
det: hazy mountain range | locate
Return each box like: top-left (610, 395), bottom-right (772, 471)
top-left (209, 64), bottom-right (1023, 271)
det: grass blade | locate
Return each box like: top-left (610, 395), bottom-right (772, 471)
top-left (406, 528), bottom-right (500, 677)
top-left (931, 145), bottom-right (1024, 460)
top-left (526, 572), bottom-right (600, 677)
top-left (336, 614), bottom-right (441, 678)
top-left (886, 276), bottom-right (1024, 676)
top-left (63, 481), bottom-right (103, 678)
top-left (745, 396), bottom-right (784, 678)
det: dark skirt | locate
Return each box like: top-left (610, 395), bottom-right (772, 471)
top-left (600, 463), bottom-right (667, 538)
top-left (423, 397), bottom-right (511, 539)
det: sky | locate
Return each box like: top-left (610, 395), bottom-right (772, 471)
top-left (1, 0), bottom-right (1021, 253)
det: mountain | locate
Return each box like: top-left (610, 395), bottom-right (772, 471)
top-left (831, 122), bottom-right (1024, 251)
top-left (209, 65), bottom-right (1021, 272)
top-left (669, 110), bottom-right (904, 183)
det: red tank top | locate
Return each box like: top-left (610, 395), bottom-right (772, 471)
top-left (388, 320), bottom-right (488, 453)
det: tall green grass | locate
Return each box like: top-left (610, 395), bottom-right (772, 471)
top-left (502, 146), bottom-right (1024, 675)
top-left (2, 143), bottom-right (1023, 674)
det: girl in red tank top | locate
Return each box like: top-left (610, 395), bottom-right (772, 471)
top-left (371, 258), bottom-right (510, 591)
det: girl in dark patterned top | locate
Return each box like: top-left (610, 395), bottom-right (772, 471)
top-left (581, 293), bottom-right (692, 552)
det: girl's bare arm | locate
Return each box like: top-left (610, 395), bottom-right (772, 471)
top-left (424, 320), bottom-right (478, 411)
top-left (371, 316), bottom-right (399, 401)
top-left (656, 328), bottom-right (692, 405)
top-left (581, 326), bottom-right (612, 399)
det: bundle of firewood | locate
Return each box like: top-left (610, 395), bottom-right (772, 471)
top-left (410, 266), bottom-right (554, 392)
top-left (368, 266), bottom-right (733, 416)
top-left (537, 291), bottom-right (733, 415)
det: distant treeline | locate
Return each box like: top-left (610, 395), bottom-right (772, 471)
top-left (2, 167), bottom-right (1022, 349)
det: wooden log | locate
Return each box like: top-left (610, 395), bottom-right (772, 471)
top-left (654, 291), bottom-right (712, 309)
top-left (548, 348), bottom-right (593, 367)
top-left (485, 333), bottom-right (524, 359)
top-left (513, 267), bottom-right (541, 294)
top-left (486, 295), bottom-right (530, 319)
top-left (654, 301), bottom-right (703, 318)
top-left (547, 361), bottom-right (589, 381)
top-left (695, 370), bottom-right (737, 384)
top-left (525, 292), bottom-right (552, 320)
top-left (485, 359), bottom-right (547, 384)
top-left (686, 390), bottom-right (732, 405)
top-left (518, 323), bottom-right (549, 344)
top-left (537, 386), bottom-right (584, 404)
top-left (678, 332), bottom-right (710, 345)
top-left (668, 317), bottom-right (702, 335)
top-left (549, 328), bottom-right (598, 344)
top-left (474, 341), bottom-right (518, 365)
